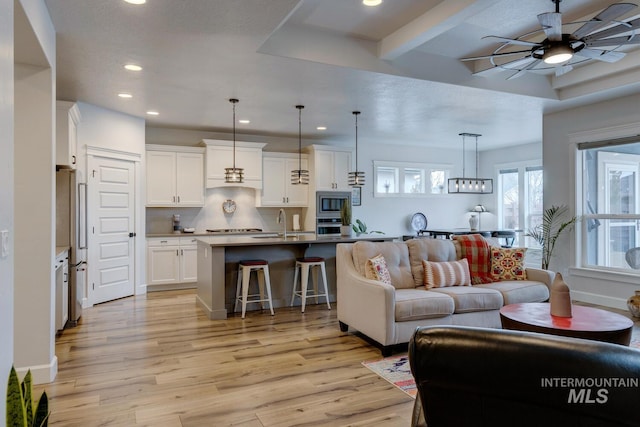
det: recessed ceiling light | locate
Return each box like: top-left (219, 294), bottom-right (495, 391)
top-left (118, 93), bottom-right (133, 98)
top-left (363, 0), bottom-right (382, 6)
top-left (124, 0), bottom-right (146, 4)
top-left (146, 111), bottom-right (159, 116)
top-left (124, 64), bottom-right (142, 71)
top-left (316, 126), bottom-right (327, 131)
top-left (238, 119), bottom-right (250, 124)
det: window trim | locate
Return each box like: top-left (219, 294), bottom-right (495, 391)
top-left (373, 160), bottom-right (452, 198)
top-left (494, 159), bottom-right (542, 237)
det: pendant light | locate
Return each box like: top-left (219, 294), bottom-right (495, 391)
top-left (447, 133), bottom-right (493, 194)
top-left (348, 111), bottom-right (365, 187)
top-left (224, 98), bottom-right (244, 184)
top-left (291, 105), bottom-right (309, 185)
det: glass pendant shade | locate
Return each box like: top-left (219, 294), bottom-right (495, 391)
top-left (447, 133), bottom-right (493, 194)
top-left (225, 98), bottom-right (244, 184)
top-left (349, 111), bottom-right (365, 187)
top-left (291, 105), bottom-right (309, 185)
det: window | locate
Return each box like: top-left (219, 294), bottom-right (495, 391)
top-left (579, 139), bottom-right (640, 272)
top-left (374, 161), bottom-right (450, 197)
top-left (497, 163), bottom-right (543, 247)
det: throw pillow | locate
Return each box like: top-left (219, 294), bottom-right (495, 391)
top-left (422, 258), bottom-right (471, 289)
top-left (490, 247), bottom-right (528, 281)
top-left (365, 254), bottom-right (392, 286)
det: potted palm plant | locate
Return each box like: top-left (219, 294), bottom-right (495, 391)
top-left (340, 200), bottom-right (352, 236)
top-left (526, 204), bottom-right (577, 270)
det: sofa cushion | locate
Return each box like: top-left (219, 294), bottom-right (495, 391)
top-left (453, 234), bottom-right (496, 285)
top-left (476, 281), bottom-right (550, 305)
top-left (430, 286), bottom-right (503, 313)
top-left (395, 288), bottom-right (455, 322)
top-left (407, 238), bottom-right (456, 287)
top-left (365, 254), bottom-right (392, 285)
top-left (490, 247), bottom-right (527, 281)
top-left (422, 259), bottom-right (471, 289)
top-left (352, 241), bottom-right (415, 289)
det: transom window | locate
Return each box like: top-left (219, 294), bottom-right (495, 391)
top-left (374, 161), bottom-right (451, 197)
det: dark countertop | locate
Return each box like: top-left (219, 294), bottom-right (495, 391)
top-left (197, 233), bottom-right (396, 247)
top-left (147, 231), bottom-right (315, 238)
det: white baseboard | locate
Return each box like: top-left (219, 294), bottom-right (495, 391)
top-left (571, 290), bottom-right (628, 311)
top-left (15, 355), bottom-right (58, 385)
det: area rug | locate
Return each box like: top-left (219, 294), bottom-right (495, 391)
top-left (362, 355), bottom-right (416, 398)
top-left (363, 339), bottom-right (640, 399)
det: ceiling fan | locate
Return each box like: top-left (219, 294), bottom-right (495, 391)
top-left (462, 0), bottom-right (640, 79)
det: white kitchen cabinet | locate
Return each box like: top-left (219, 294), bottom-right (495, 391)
top-left (55, 248), bottom-right (69, 331)
top-left (258, 153), bottom-right (309, 207)
top-left (56, 101), bottom-right (81, 169)
top-left (201, 139), bottom-right (266, 189)
top-left (147, 237), bottom-right (198, 287)
top-left (310, 146), bottom-right (352, 191)
top-left (146, 145), bottom-right (204, 207)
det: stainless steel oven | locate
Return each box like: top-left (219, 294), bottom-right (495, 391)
top-left (316, 191), bottom-right (351, 218)
top-left (316, 217), bottom-right (342, 235)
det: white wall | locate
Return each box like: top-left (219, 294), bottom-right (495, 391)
top-left (544, 93), bottom-right (640, 309)
top-left (0, 0), bottom-right (14, 414)
top-left (13, 0), bottom-right (57, 384)
top-left (75, 103), bottom-right (146, 297)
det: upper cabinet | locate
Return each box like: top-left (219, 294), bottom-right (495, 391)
top-left (308, 145), bottom-right (353, 191)
top-left (146, 145), bottom-right (205, 207)
top-left (201, 139), bottom-right (266, 189)
top-left (56, 101), bottom-right (81, 169)
top-left (258, 153), bottom-right (309, 207)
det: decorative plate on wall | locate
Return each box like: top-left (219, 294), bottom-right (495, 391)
top-left (410, 212), bottom-right (428, 233)
top-left (222, 199), bottom-right (237, 214)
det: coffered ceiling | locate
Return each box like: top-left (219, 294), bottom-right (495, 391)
top-left (44, 0), bottom-right (640, 150)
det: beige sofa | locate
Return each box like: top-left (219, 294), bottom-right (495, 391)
top-left (336, 239), bottom-right (554, 355)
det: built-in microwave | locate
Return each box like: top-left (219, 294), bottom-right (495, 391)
top-left (316, 191), bottom-right (351, 218)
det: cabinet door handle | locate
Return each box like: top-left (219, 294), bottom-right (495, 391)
top-left (176, 249), bottom-right (179, 256)
top-left (173, 196), bottom-right (176, 202)
top-left (181, 249), bottom-right (184, 255)
top-left (72, 155), bottom-right (76, 165)
top-left (177, 196), bottom-right (180, 203)
top-left (160, 240), bottom-right (168, 243)
top-left (63, 273), bottom-right (68, 283)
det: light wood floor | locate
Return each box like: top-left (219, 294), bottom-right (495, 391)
top-left (37, 290), bottom-right (415, 426)
top-left (37, 290), bottom-right (640, 426)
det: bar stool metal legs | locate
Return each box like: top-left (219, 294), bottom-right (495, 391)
top-left (290, 257), bottom-right (330, 313)
top-left (234, 260), bottom-right (274, 319)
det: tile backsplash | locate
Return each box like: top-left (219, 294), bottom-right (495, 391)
top-left (146, 187), bottom-right (307, 234)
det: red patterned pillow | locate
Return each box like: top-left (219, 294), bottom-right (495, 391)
top-left (491, 247), bottom-right (527, 281)
top-left (365, 254), bottom-right (392, 285)
top-left (422, 259), bottom-right (471, 289)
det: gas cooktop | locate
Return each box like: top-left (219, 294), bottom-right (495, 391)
top-left (206, 228), bottom-right (263, 233)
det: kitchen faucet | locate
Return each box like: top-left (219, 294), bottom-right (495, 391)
top-left (277, 208), bottom-right (287, 239)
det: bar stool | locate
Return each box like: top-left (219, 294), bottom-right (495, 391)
top-left (290, 257), bottom-right (330, 313)
top-left (234, 259), bottom-right (274, 319)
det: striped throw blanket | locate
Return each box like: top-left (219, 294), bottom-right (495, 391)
top-left (454, 234), bottom-right (496, 285)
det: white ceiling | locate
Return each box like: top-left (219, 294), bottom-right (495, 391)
top-left (44, 0), bottom-right (640, 151)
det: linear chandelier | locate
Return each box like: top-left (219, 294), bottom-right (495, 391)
top-left (291, 105), bottom-right (309, 185)
top-left (224, 98), bottom-right (244, 184)
top-left (448, 132), bottom-right (493, 194)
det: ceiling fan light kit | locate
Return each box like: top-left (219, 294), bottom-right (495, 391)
top-left (448, 133), bottom-right (493, 195)
top-left (462, 0), bottom-right (640, 79)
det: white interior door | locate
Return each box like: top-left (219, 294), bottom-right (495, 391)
top-left (89, 156), bottom-right (136, 304)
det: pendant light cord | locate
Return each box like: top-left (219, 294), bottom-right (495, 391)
top-left (353, 111), bottom-right (359, 172)
top-left (297, 105), bottom-right (303, 170)
top-left (230, 98), bottom-right (238, 169)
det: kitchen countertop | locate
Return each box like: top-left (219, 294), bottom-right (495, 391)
top-left (197, 233), bottom-right (396, 247)
top-left (147, 231), bottom-right (315, 238)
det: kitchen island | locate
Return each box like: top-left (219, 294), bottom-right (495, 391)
top-left (196, 234), bottom-right (395, 319)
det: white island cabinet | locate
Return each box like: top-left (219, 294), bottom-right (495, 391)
top-left (258, 152), bottom-right (309, 207)
top-left (201, 139), bottom-right (266, 189)
top-left (146, 145), bottom-right (204, 207)
top-left (308, 145), bottom-right (352, 191)
top-left (147, 237), bottom-right (198, 290)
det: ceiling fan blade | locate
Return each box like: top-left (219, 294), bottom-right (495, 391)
top-left (538, 12), bottom-right (562, 42)
top-left (575, 48), bottom-right (626, 63)
top-left (571, 3), bottom-right (638, 39)
top-left (482, 35), bottom-right (542, 47)
top-left (472, 66), bottom-right (505, 77)
top-left (555, 64), bottom-right (573, 77)
top-left (460, 49), bottom-right (533, 61)
top-left (500, 56), bottom-right (537, 70)
top-left (506, 59), bottom-right (542, 80)
top-left (583, 17), bottom-right (640, 41)
top-left (586, 35), bottom-right (640, 47)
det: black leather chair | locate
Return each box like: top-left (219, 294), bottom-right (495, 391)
top-left (409, 326), bottom-right (640, 427)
